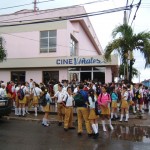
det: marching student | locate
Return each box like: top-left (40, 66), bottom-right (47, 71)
top-left (98, 85), bottom-right (113, 132)
top-left (32, 82), bottom-right (42, 117)
top-left (24, 82), bottom-right (30, 114)
top-left (110, 87), bottom-right (119, 120)
top-left (18, 83), bottom-right (26, 117)
top-left (52, 83), bottom-right (65, 126)
top-left (63, 87), bottom-right (75, 131)
top-left (0, 83), bottom-right (7, 97)
top-left (88, 89), bottom-right (99, 139)
top-left (119, 86), bottom-right (129, 122)
top-left (41, 87), bottom-right (52, 127)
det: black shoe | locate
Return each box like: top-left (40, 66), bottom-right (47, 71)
top-left (88, 133), bottom-right (93, 137)
top-left (111, 118), bottom-right (116, 121)
top-left (68, 127), bottom-right (76, 130)
top-left (58, 122), bottom-right (62, 126)
top-left (64, 128), bottom-right (68, 131)
top-left (93, 133), bottom-right (99, 139)
top-left (78, 132), bottom-right (82, 136)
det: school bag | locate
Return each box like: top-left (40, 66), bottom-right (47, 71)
top-left (74, 92), bottom-right (85, 107)
top-left (95, 100), bottom-right (101, 115)
top-left (17, 88), bottom-right (25, 100)
top-left (39, 94), bottom-right (47, 107)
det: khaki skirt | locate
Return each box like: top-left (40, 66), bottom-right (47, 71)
top-left (88, 109), bottom-right (99, 120)
top-left (19, 96), bottom-right (26, 104)
top-left (100, 105), bottom-right (110, 115)
top-left (111, 101), bottom-right (117, 108)
top-left (33, 96), bottom-right (39, 105)
top-left (121, 100), bottom-right (129, 109)
top-left (43, 104), bottom-right (50, 113)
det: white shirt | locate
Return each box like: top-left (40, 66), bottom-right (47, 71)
top-left (73, 87), bottom-right (78, 94)
top-left (123, 91), bottom-right (128, 101)
top-left (24, 86), bottom-right (30, 96)
top-left (139, 88), bottom-right (143, 98)
top-left (54, 91), bottom-right (65, 103)
top-left (63, 93), bottom-right (74, 107)
top-left (62, 86), bottom-right (68, 93)
top-left (0, 88), bottom-right (7, 97)
top-left (53, 84), bottom-right (58, 94)
top-left (88, 96), bottom-right (96, 109)
top-left (33, 87), bottom-right (42, 96)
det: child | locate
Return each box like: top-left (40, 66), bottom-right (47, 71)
top-left (98, 85), bottom-right (113, 131)
top-left (88, 89), bottom-right (99, 139)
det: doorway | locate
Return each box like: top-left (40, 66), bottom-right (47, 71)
top-left (80, 72), bottom-right (91, 82)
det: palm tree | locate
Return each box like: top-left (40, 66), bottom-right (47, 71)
top-left (0, 37), bottom-right (6, 62)
top-left (104, 24), bottom-right (150, 83)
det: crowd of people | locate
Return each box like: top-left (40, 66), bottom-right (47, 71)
top-left (0, 79), bottom-right (150, 139)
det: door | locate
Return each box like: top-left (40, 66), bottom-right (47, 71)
top-left (80, 72), bottom-right (91, 82)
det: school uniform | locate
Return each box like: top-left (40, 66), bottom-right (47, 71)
top-left (19, 86), bottom-right (26, 104)
top-left (88, 96), bottom-right (99, 120)
top-left (43, 93), bottom-right (52, 113)
top-left (54, 90), bottom-right (65, 124)
top-left (111, 92), bottom-right (118, 108)
top-left (63, 93), bottom-right (74, 129)
top-left (32, 87), bottom-right (42, 105)
top-left (121, 91), bottom-right (129, 109)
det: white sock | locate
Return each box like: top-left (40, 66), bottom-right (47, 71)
top-left (18, 108), bottom-right (21, 115)
top-left (92, 124), bottom-right (97, 134)
top-left (115, 113), bottom-right (118, 118)
top-left (136, 104), bottom-right (139, 110)
top-left (102, 120), bottom-right (106, 131)
top-left (42, 118), bottom-right (46, 124)
top-left (111, 113), bottom-right (113, 119)
top-left (34, 107), bottom-right (37, 115)
top-left (125, 114), bottom-right (129, 121)
top-left (22, 108), bottom-right (25, 116)
top-left (15, 107), bottom-right (18, 115)
top-left (95, 123), bottom-right (98, 132)
top-left (25, 106), bottom-right (29, 112)
top-left (109, 119), bottom-right (114, 130)
top-left (133, 106), bottom-right (136, 113)
top-left (120, 114), bottom-right (123, 121)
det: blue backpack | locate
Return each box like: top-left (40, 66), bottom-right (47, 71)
top-left (74, 92), bottom-right (85, 107)
top-left (17, 88), bottom-right (25, 100)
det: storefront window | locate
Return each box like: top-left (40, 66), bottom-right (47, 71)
top-left (43, 71), bottom-right (59, 84)
top-left (93, 67), bottom-right (105, 72)
top-left (11, 71), bottom-right (25, 84)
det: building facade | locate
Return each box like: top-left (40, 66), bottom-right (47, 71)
top-left (0, 6), bottom-right (118, 84)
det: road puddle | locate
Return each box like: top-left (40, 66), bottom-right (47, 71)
top-left (110, 125), bottom-right (150, 143)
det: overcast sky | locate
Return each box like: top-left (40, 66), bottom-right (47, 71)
top-left (0, 0), bottom-right (150, 83)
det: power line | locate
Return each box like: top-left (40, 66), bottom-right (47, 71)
top-left (0, 0), bottom-right (109, 23)
top-left (0, 5), bottom-right (135, 28)
top-left (0, 31), bottom-right (98, 53)
top-left (131, 0), bottom-right (142, 26)
top-left (0, 0), bottom-right (54, 10)
top-left (128, 0), bottom-right (134, 23)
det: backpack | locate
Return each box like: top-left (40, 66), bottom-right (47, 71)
top-left (95, 100), bottom-right (101, 115)
top-left (17, 88), bottom-right (25, 100)
top-left (39, 94), bottom-right (47, 106)
top-left (74, 92), bottom-right (85, 107)
top-left (127, 91), bottom-right (131, 101)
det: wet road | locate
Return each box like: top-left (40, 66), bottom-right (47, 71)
top-left (0, 119), bottom-right (150, 150)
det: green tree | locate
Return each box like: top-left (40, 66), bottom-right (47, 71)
top-left (0, 37), bottom-right (6, 62)
top-left (104, 24), bottom-right (150, 82)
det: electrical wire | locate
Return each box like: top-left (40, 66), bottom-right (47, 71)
top-left (0, 31), bottom-right (99, 53)
top-left (128, 0), bottom-right (134, 23)
top-left (131, 0), bottom-right (142, 26)
top-left (0, 0), bottom-right (54, 10)
top-left (0, 5), bottom-right (135, 28)
top-left (0, 0), bottom-right (109, 23)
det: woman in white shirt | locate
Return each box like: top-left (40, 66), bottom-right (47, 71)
top-left (120, 86), bottom-right (129, 122)
top-left (32, 82), bottom-right (42, 117)
top-left (88, 89), bottom-right (99, 139)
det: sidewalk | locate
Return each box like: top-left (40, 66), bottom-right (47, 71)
top-left (3, 108), bottom-right (150, 127)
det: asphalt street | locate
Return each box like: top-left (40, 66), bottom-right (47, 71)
top-left (0, 119), bottom-right (150, 150)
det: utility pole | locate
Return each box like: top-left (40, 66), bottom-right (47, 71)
top-left (34, 0), bottom-right (37, 12)
top-left (123, 0), bottom-right (128, 81)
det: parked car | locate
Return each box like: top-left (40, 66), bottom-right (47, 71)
top-left (0, 96), bottom-right (13, 117)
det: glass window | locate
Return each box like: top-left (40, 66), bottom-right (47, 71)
top-left (93, 67), bottom-right (105, 72)
top-left (80, 67), bottom-right (92, 71)
top-left (70, 36), bottom-right (77, 56)
top-left (11, 71), bottom-right (25, 84)
top-left (40, 30), bottom-right (57, 53)
top-left (43, 71), bottom-right (59, 85)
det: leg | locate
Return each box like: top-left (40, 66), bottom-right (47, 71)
top-left (77, 108), bottom-right (83, 134)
